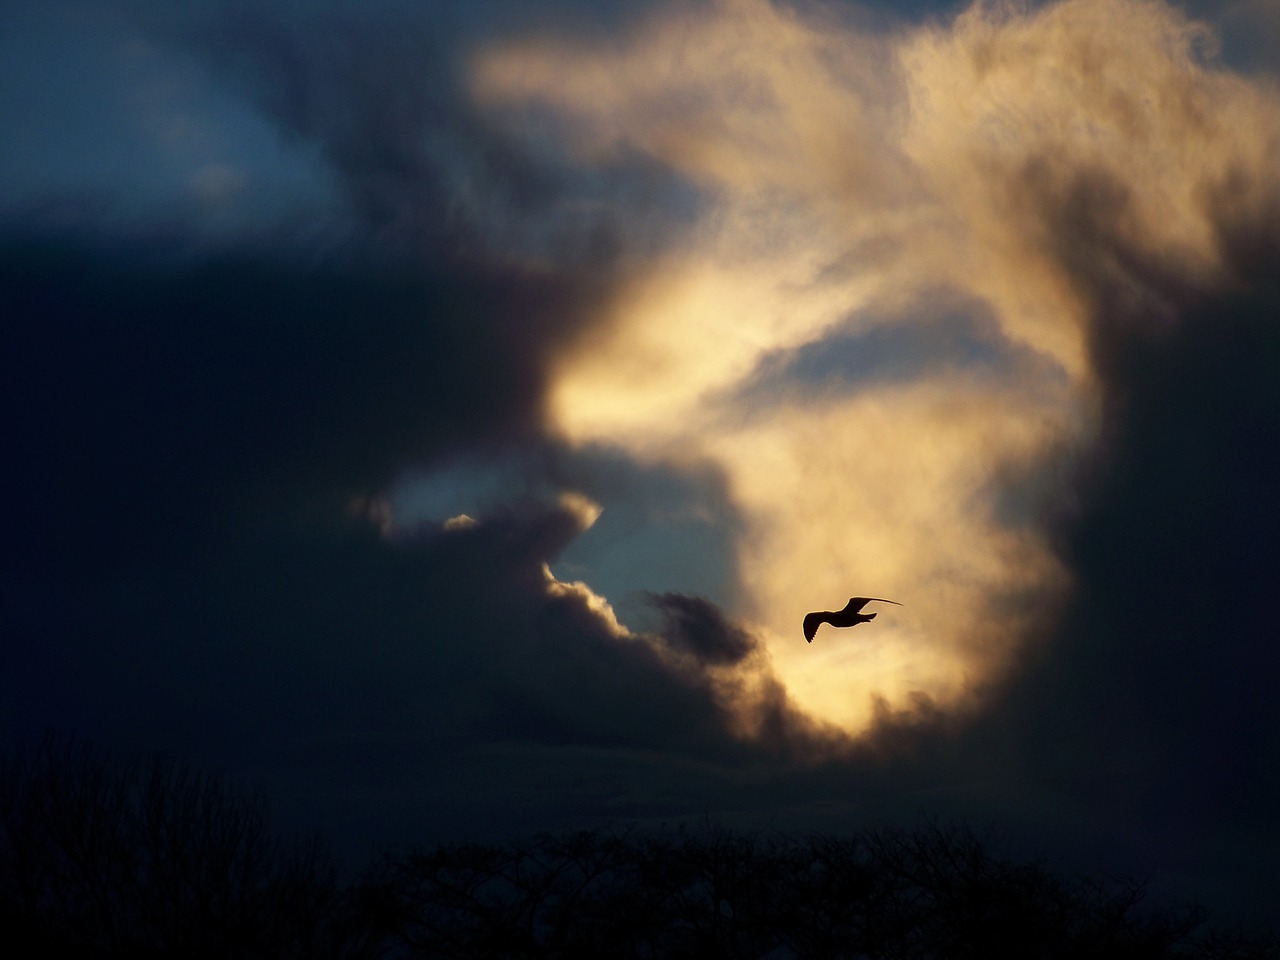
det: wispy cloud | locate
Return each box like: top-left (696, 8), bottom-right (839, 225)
top-left (468, 0), bottom-right (1280, 733)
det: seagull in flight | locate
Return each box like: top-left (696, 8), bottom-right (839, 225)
top-left (803, 597), bottom-right (901, 643)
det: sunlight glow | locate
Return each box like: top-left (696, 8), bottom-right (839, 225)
top-left (472, 0), bottom-right (1280, 735)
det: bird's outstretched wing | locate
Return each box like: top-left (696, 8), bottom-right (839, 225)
top-left (802, 612), bottom-right (827, 643)
top-left (846, 597), bottom-right (902, 612)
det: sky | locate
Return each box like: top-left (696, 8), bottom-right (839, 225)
top-left (4, 0), bottom-right (1280, 925)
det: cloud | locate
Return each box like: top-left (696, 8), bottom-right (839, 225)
top-left (4, 6), bottom-right (837, 853)
top-left (0, 234), bottom-right (831, 780)
top-left (0, 232), bottom-right (642, 803)
top-left (8, 0), bottom-right (1280, 920)
top-left (959, 268), bottom-right (1280, 919)
top-left (469, 0), bottom-right (1280, 745)
top-left (157, 0), bottom-right (692, 264)
top-left (647, 592), bottom-right (757, 665)
top-left (0, 240), bottom-right (611, 567)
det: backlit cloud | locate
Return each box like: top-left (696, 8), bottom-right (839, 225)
top-left (472, 0), bottom-right (1280, 732)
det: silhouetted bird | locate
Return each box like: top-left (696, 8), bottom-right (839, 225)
top-left (803, 597), bottom-right (901, 643)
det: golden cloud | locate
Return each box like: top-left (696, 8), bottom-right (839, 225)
top-left (472, 0), bottom-right (1280, 735)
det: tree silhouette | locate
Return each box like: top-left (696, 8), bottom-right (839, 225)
top-left (0, 732), bottom-right (380, 959)
top-left (3, 733), bottom-right (1277, 958)
top-left (365, 823), bottom-right (1277, 959)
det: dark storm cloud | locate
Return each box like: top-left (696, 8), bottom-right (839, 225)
top-left (0, 235), bottom-right (607, 751)
top-left (2, 469), bottom-right (799, 838)
top-left (201, 11), bottom-right (539, 253)
top-left (923, 149), bottom-right (1280, 920)
top-left (0, 234), bottom-right (819, 803)
top-left (1110, 255), bottom-right (1277, 772)
top-left (0, 240), bottom-right (818, 799)
top-left (1027, 283), bottom-right (1280, 806)
top-left (1, 1), bottom-right (818, 843)
top-left (0, 238), bottom-right (607, 567)
top-left (646, 592), bottom-right (757, 665)
top-left (164, 0), bottom-right (698, 260)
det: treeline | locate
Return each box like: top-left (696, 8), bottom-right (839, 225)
top-left (0, 733), bottom-right (371, 958)
top-left (1, 734), bottom-right (1276, 959)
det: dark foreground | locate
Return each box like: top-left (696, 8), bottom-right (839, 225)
top-left (2, 734), bottom-right (1276, 959)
